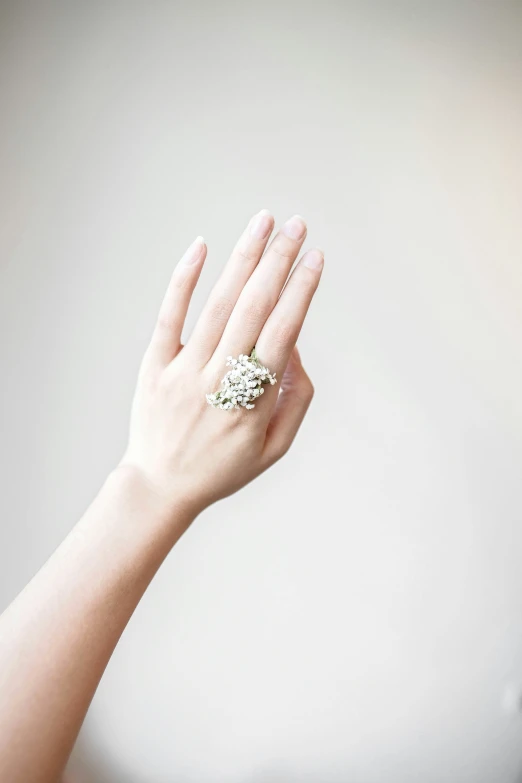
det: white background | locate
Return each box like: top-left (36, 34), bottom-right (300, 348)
top-left (1, 2), bottom-right (522, 781)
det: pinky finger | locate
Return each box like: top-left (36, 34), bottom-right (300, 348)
top-left (262, 346), bottom-right (314, 467)
top-left (145, 236), bottom-right (207, 369)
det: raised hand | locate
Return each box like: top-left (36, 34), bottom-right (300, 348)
top-left (122, 210), bottom-right (324, 516)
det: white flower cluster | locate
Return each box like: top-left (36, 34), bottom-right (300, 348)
top-left (206, 348), bottom-right (277, 410)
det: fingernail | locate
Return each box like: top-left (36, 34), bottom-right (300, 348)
top-left (282, 215), bottom-right (307, 241)
top-left (183, 236), bottom-right (205, 265)
top-left (250, 209), bottom-right (273, 240)
top-left (303, 248), bottom-right (324, 270)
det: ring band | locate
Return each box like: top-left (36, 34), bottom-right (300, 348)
top-left (206, 348), bottom-right (277, 411)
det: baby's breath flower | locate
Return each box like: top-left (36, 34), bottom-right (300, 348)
top-left (206, 347), bottom-right (277, 411)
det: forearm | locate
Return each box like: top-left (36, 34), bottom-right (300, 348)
top-left (0, 466), bottom-right (194, 783)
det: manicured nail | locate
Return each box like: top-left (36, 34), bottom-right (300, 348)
top-left (250, 209), bottom-right (273, 240)
top-left (183, 236), bottom-right (205, 265)
top-left (282, 215), bottom-right (307, 241)
top-left (303, 248), bottom-right (324, 270)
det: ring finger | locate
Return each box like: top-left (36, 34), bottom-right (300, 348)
top-left (254, 247), bottom-right (324, 409)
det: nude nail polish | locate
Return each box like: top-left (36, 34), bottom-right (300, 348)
top-left (249, 209), bottom-right (273, 240)
top-left (303, 249), bottom-right (324, 270)
top-left (183, 236), bottom-right (205, 265)
top-left (282, 215), bottom-right (307, 241)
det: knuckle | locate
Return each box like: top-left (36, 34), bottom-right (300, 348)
top-left (273, 440), bottom-right (291, 464)
top-left (242, 298), bottom-right (271, 329)
top-left (302, 376), bottom-right (315, 401)
top-left (156, 312), bottom-right (180, 332)
top-left (235, 244), bottom-right (259, 264)
top-left (217, 408), bottom-right (256, 437)
top-left (291, 374), bottom-right (314, 403)
top-left (207, 295), bottom-right (234, 327)
top-left (279, 441), bottom-right (292, 459)
top-left (303, 373), bottom-right (315, 396)
top-left (273, 319), bottom-right (297, 348)
top-left (270, 240), bottom-right (295, 262)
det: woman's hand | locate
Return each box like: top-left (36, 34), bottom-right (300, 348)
top-left (122, 210), bottom-right (324, 517)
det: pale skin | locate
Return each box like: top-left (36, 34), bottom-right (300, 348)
top-left (0, 210), bottom-right (324, 783)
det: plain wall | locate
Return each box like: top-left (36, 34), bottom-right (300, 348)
top-left (1, 2), bottom-right (522, 781)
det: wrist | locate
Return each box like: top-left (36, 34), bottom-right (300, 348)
top-left (105, 462), bottom-right (198, 544)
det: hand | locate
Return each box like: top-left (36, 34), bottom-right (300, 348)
top-left (121, 211), bottom-right (324, 518)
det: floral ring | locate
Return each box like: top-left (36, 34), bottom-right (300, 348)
top-left (206, 348), bottom-right (277, 411)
